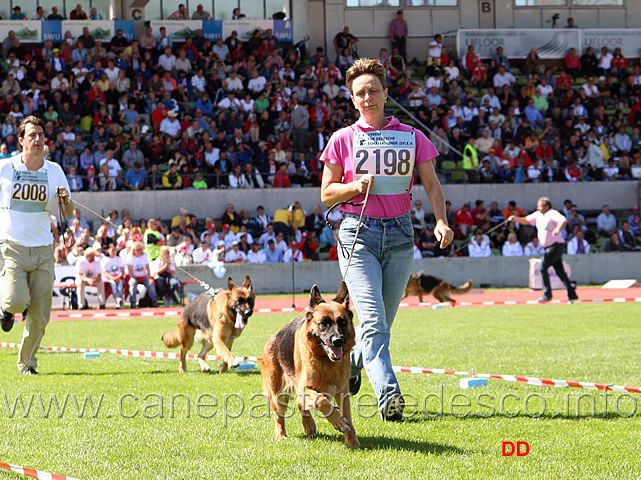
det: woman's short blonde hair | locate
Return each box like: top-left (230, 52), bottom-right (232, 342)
top-left (346, 58), bottom-right (387, 94)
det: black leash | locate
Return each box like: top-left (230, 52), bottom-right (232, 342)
top-left (57, 194), bottom-right (75, 249)
top-left (324, 182), bottom-right (372, 277)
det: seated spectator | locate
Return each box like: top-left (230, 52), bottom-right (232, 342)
top-left (605, 232), bottom-right (625, 253)
top-left (524, 237), bottom-right (545, 256)
top-left (127, 241), bottom-right (158, 308)
top-left (468, 230), bottom-right (492, 257)
top-left (101, 244), bottom-right (126, 309)
top-left (502, 232), bottom-right (524, 256)
top-left (619, 221), bottom-right (640, 251)
top-left (596, 204), bottom-right (617, 238)
top-left (162, 161), bottom-right (183, 189)
top-left (264, 239), bottom-right (283, 263)
top-left (152, 246), bottom-right (181, 306)
top-left (224, 240), bottom-right (248, 263)
top-left (567, 230), bottom-right (590, 255)
top-left (75, 248), bottom-right (105, 309)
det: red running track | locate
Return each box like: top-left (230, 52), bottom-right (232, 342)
top-left (15, 286), bottom-right (640, 322)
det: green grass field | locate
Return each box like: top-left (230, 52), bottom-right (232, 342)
top-left (1, 302), bottom-right (641, 479)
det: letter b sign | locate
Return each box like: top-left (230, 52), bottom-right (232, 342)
top-left (502, 441), bottom-right (530, 456)
top-left (481, 1), bottom-right (491, 13)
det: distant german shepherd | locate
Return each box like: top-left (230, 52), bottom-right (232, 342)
top-left (403, 273), bottom-right (473, 304)
top-left (261, 281), bottom-right (359, 448)
top-left (162, 276), bottom-right (255, 373)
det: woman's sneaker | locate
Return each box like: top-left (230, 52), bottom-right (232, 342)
top-left (380, 394), bottom-right (405, 422)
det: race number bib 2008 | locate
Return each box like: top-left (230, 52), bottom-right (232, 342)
top-left (353, 130), bottom-right (416, 195)
top-left (10, 170), bottom-right (49, 213)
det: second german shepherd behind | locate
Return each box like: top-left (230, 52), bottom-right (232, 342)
top-left (261, 281), bottom-right (359, 448)
top-left (162, 276), bottom-right (255, 373)
top-left (403, 273), bottom-right (473, 304)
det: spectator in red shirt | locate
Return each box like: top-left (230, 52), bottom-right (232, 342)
top-left (272, 162), bottom-right (291, 188)
top-left (455, 202), bottom-right (474, 237)
top-left (69, 3), bottom-right (88, 19)
top-left (555, 70), bottom-right (573, 96)
top-left (534, 139), bottom-right (554, 162)
top-left (471, 200), bottom-right (489, 226)
top-left (564, 48), bottom-right (581, 76)
top-left (464, 45), bottom-right (480, 77)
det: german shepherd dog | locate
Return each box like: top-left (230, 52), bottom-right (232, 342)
top-left (403, 273), bottom-right (473, 304)
top-left (261, 281), bottom-right (359, 448)
top-left (162, 276), bottom-right (255, 373)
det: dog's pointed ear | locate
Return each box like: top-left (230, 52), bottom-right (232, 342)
top-left (309, 284), bottom-right (324, 309)
top-left (332, 280), bottom-right (350, 308)
top-left (242, 275), bottom-right (252, 292)
top-left (227, 277), bottom-right (235, 290)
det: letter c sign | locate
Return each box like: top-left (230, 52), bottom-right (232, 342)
top-left (131, 8), bottom-right (143, 20)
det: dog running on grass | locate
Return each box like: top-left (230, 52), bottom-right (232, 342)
top-left (403, 273), bottom-right (473, 304)
top-left (162, 276), bottom-right (255, 373)
top-left (261, 281), bottom-right (359, 448)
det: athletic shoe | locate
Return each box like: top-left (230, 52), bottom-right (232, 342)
top-left (20, 368), bottom-right (39, 376)
top-left (0, 305), bottom-right (15, 332)
top-left (538, 296), bottom-right (552, 303)
top-left (349, 373), bottom-right (361, 396)
top-left (115, 298), bottom-right (123, 309)
top-left (380, 394), bottom-right (405, 422)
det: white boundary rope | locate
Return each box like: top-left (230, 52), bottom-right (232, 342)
top-left (0, 461), bottom-right (80, 480)
top-left (2, 342), bottom-right (639, 393)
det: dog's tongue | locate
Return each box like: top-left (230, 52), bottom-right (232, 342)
top-left (235, 312), bottom-right (246, 330)
top-left (328, 346), bottom-right (343, 360)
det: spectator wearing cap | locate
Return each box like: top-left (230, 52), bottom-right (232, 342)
top-left (192, 235), bottom-right (213, 264)
top-left (160, 110), bottom-right (181, 137)
top-left (220, 224), bottom-right (236, 248)
top-left (283, 241), bottom-right (304, 263)
top-left (163, 161), bottom-right (183, 189)
top-left (51, 48), bottom-right (66, 73)
top-left (224, 241), bottom-right (248, 263)
top-left (627, 206), bottom-right (641, 236)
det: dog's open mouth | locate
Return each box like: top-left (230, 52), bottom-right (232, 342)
top-left (322, 343), bottom-right (344, 362)
top-left (235, 312), bottom-right (248, 330)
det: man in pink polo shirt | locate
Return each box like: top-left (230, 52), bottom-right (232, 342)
top-left (509, 196), bottom-right (578, 303)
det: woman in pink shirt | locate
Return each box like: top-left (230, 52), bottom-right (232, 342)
top-left (320, 58), bottom-right (453, 421)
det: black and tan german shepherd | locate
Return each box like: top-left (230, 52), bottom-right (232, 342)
top-left (403, 273), bottom-right (473, 304)
top-left (162, 276), bottom-right (255, 373)
top-left (261, 281), bottom-right (359, 448)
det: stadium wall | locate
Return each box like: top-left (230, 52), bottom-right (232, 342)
top-left (71, 181), bottom-right (639, 221)
top-left (179, 252), bottom-right (641, 295)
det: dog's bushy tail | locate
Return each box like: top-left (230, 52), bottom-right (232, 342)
top-left (162, 328), bottom-right (180, 348)
top-left (452, 280), bottom-right (473, 294)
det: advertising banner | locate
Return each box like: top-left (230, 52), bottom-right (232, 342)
top-left (0, 20), bottom-right (42, 44)
top-left (151, 19), bottom-right (292, 43)
top-left (458, 28), bottom-right (641, 60)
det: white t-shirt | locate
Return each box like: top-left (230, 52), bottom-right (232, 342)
top-left (101, 255), bottom-right (125, 278)
top-left (151, 257), bottom-right (176, 277)
top-left (283, 248), bottom-right (303, 263)
top-left (126, 252), bottom-right (150, 278)
top-left (0, 156), bottom-right (70, 247)
top-left (247, 249), bottom-right (266, 264)
top-left (224, 248), bottom-right (247, 263)
top-left (76, 258), bottom-right (102, 279)
top-left (192, 246), bottom-right (212, 264)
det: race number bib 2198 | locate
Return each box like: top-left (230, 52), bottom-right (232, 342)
top-left (10, 170), bottom-right (49, 213)
top-left (353, 130), bottom-right (415, 195)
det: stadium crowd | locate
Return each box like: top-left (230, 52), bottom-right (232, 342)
top-left (1, 7), bottom-right (640, 308)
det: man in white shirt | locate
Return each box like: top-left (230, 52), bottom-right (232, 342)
top-left (191, 68), bottom-right (206, 97)
top-left (224, 241), bottom-right (248, 263)
top-left (1, 117), bottom-right (74, 374)
top-left (493, 66), bottom-right (515, 88)
top-left (247, 242), bottom-right (267, 264)
top-left (468, 231), bottom-right (492, 257)
top-left (192, 237), bottom-right (212, 264)
top-left (158, 47), bottom-right (177, 72)
top-left (99, 149), bottom-right (122, 180)
top-left (217, 91), bottom-right (241, 111)
top-left (480, 87), bottom-right (501, 110)
top-left (248, 70), bottom-right (267, 94)
top-left (159, 110), bottom-right (181, 137)
top-left (283, 241), bottom-right (304, 263)
top-left (596, 204), bottom-right (617, 238)
top-left (76, 247), bottom-right (106, 309)
top-left (212, 38), bottom-right (229, 62)
top-left (428, 34), bottom-right (442, 63)
top-left (225, 70), bottom-right (244, 92)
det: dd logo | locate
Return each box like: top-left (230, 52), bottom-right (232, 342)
top-left (502, 441), bottom-right (530, 456)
